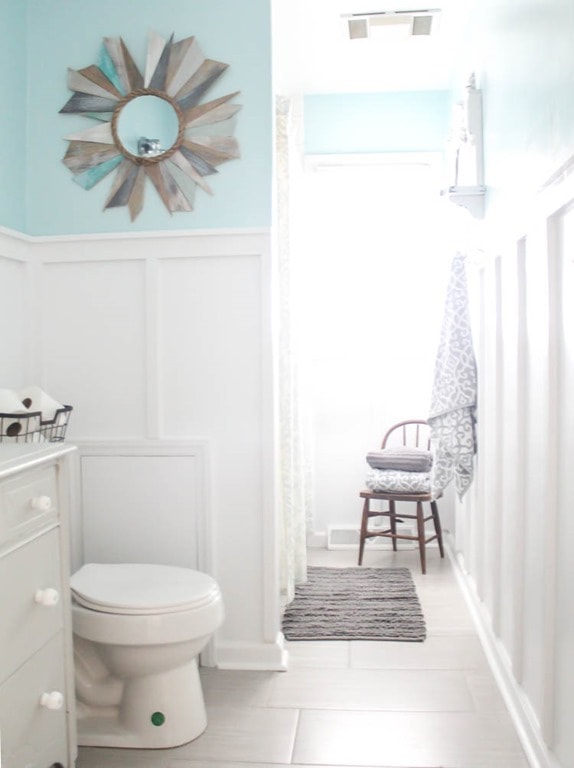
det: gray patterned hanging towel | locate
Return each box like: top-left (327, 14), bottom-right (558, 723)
top-left (428, 252), bottom-right (477, 500)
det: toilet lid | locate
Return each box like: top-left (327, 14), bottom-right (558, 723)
top-left (70, 563), bottom-right (220, 615)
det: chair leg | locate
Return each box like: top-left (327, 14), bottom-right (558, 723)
top-left (431, 500), bottom-right (444, 558)
top-left (358, 497), bottom-right (370, 565)
top-left (416, 500), bottom-right (426, 574)
top-left (389, 499), bottom-right (398, 551)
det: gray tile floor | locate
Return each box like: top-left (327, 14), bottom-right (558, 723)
top-left (75, 547), bottom-right (530, 768)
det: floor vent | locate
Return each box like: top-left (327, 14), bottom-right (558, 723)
top-left (327, 524), bottom-right (416, 550)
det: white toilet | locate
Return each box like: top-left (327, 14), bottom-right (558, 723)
top-left (70, 562), bottom-right (224, 749)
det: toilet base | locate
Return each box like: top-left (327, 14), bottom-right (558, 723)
top-left (76, 658), bottom-right (207, 749)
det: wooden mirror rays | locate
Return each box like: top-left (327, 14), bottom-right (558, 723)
top-left (60, 31), bottom-right (241, 220)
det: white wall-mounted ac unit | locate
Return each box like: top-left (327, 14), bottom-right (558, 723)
top-left (342, 9), bottom-right (441, 41)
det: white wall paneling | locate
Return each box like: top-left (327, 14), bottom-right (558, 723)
top-left (75, 441), bottom-right (209, 571)
top-left (453, 170), bottom-right (574, 768)
top-left (38, 258), bottom-right (149, 438)
top-left (502, 240), bottom-right (527, 685)
top-left (541, 215), bottom-right (559, 748)
top-left (0, 228), bottom-right (32, 388)
top-left (480, 255), bottom-right (503, 631)
top-left (3, 227), bottom-right (284, 671)
top-left (145, 257), bottom-right (161, 439)
top-left (553, 202), bottom-right (574, 765)
top-left (157, 251), bottom-right (274, 664)
top-left (521, 222), bottom-right (549, 722)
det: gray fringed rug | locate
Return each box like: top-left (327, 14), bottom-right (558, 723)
top-left (282, 566), bottom-right (426, 642)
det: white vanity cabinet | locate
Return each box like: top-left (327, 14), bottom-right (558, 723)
top-left (0, 443), bottom-right (77, 768)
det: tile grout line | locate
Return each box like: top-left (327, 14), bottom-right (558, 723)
top-left (288, 707), bottom-right (302, 765)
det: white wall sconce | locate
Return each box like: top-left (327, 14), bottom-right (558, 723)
top-left (444, 74), bottom-right (486, 219)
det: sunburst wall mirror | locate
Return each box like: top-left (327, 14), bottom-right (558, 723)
top-left (60, 31), bottom-right (241, 220)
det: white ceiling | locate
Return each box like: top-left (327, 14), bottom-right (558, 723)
top-left (272, 0), bottom-right (474, 94)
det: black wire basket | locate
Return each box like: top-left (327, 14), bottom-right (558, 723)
top-left (0, 405), bottom-right (73, 443)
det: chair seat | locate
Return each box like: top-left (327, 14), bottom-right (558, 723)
top-left (358, 419), bottom-right (445, 574)
top-left (365, 468), bottom-right (431, 494)
top-left (360, 489), bottom-right (434, 502)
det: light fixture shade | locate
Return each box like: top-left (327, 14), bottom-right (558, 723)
top-left (348, 18), bottom-right (368, 38)
top-left (343, 9), bottom-right (440, 41)
top-left (412, 14), bottom-right (433, 35)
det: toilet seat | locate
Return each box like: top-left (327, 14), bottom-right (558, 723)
top-left (71, 563), bottom-right (220, 615)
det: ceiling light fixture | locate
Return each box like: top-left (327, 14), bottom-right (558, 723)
top-left (342, 8), bottom-right (441, 41)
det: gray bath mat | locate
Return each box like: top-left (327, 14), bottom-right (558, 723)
top-left (282, 566), bottom-right (426, 642)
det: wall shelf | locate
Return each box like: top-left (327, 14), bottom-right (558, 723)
top-left (447, 184), bottom-right (486, 218)
top-left (444, 75), bottom-right (485, 219)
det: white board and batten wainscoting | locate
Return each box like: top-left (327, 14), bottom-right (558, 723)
top-left (0, 226), bottom-right (287, 672)
top-left (452, 163), bottom-right (574, 768)
top-left (4, 157), bottom-right (574, 766)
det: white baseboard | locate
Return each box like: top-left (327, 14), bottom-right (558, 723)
top-left (446, 534), bottom-right (558, 768)
top-left (215, 633), bottom-right (289, 671)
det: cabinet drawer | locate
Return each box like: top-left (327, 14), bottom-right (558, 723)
top-left (0, 632), bottom-right (68, 768)
top-left (0, 528), bottom-right (64, 684)
top-left (0, 465), bottom-right (58, 549)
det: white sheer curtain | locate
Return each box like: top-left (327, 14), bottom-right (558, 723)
top-left (275, 96), bottom-right (312, 605)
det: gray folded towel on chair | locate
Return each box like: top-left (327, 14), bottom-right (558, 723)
top-left (366, 447), bottom-right (433, 472)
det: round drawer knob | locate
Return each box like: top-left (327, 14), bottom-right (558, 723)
top-left (40, 691), bottom-right (64, 710)
top-left (30, 495), bottom-right (52, 511)
top-left (35, 588), bottom-right (60, 607)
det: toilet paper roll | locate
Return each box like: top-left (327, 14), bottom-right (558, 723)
top-left (0, 416), bottom-right (44, 440)
top-left (19, 386), bottom-right (64, 422)
top-left (0, 389), bottom-right (39, 439)
top-left (0, 389), bottom-right (28, 414)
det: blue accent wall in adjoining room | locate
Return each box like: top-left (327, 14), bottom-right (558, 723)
top-left (0, 0), bottom-right (26, 231)
top-left (22, 0), bottom-right (272, 236)
top-left (304, 91), bottom-right (451, 154)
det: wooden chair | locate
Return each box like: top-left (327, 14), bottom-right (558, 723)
top-left (358, 419), bottom-right (444, 574)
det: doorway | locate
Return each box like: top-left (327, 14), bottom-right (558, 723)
top-left (287, 151), bottom-right (455, 542)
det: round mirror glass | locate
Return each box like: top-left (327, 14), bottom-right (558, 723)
top-left (116, 95), bottom-right (180, 157)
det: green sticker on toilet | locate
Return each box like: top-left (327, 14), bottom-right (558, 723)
top-left (151, 711), bottom-right (165, 726)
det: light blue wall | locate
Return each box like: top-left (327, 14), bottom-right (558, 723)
top-left (463, 0), bottom-right (574, 219)
top-left (22, 0), bottom-right (272, 235)
top-left (304, 91), bottom-right (451, 154)
top-left (0, 0), bottom-right (26, 231)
